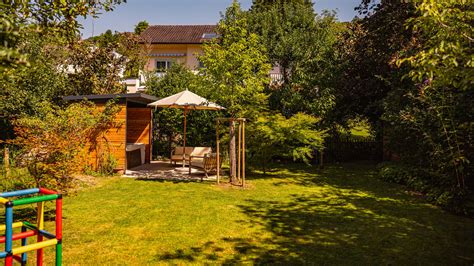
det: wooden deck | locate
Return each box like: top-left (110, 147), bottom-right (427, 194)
top-left (124, 161), bottom-right (217, 181)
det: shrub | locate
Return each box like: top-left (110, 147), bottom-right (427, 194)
top-left (248, 113), bottom-right (326, 173)
top-left (377, 162), bottom-right (472, 216)
top-left (97, 152), bottom-right (118, 176)
top-left (12, 101), bottom-right (120, 192)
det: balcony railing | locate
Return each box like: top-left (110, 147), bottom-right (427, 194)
top-left (270, 73), bottom-right (284, 84)
top-left (150, 71), bottom-right (284, 84)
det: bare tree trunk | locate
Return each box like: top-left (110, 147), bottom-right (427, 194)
top-left (229, 121), bottom-right (237, 183)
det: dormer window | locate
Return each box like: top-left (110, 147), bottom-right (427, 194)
top-left (202, 33), bottom-right (218, 39)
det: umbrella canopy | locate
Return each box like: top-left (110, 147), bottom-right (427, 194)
top-left (148, 89), bottom-right (224, 167)
top-left (148, 89), bottom-right (224, 110)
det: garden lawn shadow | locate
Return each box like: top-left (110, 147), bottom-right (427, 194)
top-left (156, 163), bottom-right (474, 265)
top-left (38, 163), bottom-right (474, 265)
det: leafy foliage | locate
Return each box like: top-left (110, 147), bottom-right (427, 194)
top-left (87, 30), bottom-right (146, 78)
top-left (12, 101), bottom-right (121, 191)
top-left (332, 0), bottom-right (473, 214)
top-left (66, 41), bottom-right (127, 95)
top-left (198, 1), bottom-right (271, 119)
top-left (1, 1), bottom-right (134, 142)
top-left (134, 20), bottom-right (149, 35)
top-left (1, 32), bottom-right (68, 119)
top-left (1, 0), bottom-right (124, 71)
top-left (330, 1), bottom-right (417, 127)
top-left (1, 27), bottom-right (144, 129)
top-left (0, 147), bottom-right (34, 191)
top-left (397, 1), bottom-right (473, 91)
top-left (385, 0), bottom-right (474, 202)
top-left (198, 1), bottom-right (271, 181)
top-left (146, 64), bottom-right (200, 98)
top-left (378, 162), bottom-right (471, 215)
top-left (248, 113), bottom-right (326, 173)
top-left (248, 1), bottom-right (340, 117)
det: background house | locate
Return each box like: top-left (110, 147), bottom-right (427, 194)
top-left (140, 25), bottom-right (217, 74)
top-left (127, 24), bottom-right (282, 93)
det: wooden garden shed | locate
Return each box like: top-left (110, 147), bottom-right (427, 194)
top-left (64, 93), bottom-right (158, 172)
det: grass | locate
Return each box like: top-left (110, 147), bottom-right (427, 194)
top-left (6, 163), bottom-right (474, 264)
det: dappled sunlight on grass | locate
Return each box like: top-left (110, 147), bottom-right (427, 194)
top-left (36, 163), bottom-right (474, 264)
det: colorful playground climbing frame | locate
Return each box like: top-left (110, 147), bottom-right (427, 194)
top-left (0, 188), bottom-right (62, 266)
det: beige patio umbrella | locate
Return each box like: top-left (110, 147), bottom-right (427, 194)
top-left (148, 89), bottom-right (225, 165)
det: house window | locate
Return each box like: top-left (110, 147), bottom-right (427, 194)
top-left (156, 60), bottom-right (173, 72)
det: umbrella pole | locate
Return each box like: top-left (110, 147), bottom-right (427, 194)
top-left (183, 108), bottom-right (187, 167)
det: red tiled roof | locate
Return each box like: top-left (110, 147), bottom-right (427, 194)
top-left (139, 25), bottom-right (217, 44)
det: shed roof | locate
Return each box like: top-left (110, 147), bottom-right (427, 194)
top-left (63, 93), bottom-right (159, 105)
top-left (139, 25), bottom-right (217, 44)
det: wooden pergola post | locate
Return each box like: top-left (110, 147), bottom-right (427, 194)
top-left (238, 122), bottom-right (242, 183)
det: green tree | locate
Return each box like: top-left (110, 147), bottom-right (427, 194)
top-left (198, 0), bottom-right (271, 181)
top-left (397, 1), bottom-right (473, 92)
top-left (330, 0), bottom-right (417, 129)
top-left (117, 32), bottom-right (147, 79)
top-left (146, 64), bottom-right (199, 98)
top-left (66, 40), bottom-right (127, 95)
top-left (88, 29), bottom-right (119, 47)
top-left (389, 0), bottom-right (473, 207)
top-left (0, 32), bottom-right (70, 122)
top-left (248, 0), bottom-right (340, 118)
top-left (336, 0), bottom-right (473, 213)
top-left (87, 30), bottom-right (146, 79)
top-left (1, 0), bottom-right (123, 71)
top-left (134, 20), bottom-right (150, 35)
top-left (1, 0), bottom-right (124, 141)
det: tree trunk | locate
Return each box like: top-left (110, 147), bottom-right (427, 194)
top-left (229, 121), bottom-right (237, 183)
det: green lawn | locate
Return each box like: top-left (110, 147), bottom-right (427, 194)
top-left (36, 163), bottom-right (474, 264)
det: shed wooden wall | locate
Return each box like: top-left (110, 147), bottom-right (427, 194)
top-left (84, 102), bottom-right (127, 171)
top-left (126, 107), bottom-right (151, 162)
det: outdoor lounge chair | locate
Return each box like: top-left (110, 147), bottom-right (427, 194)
top-left (190, 147), bottom-right (212, 161)
top-left (188, 152), bottom-right (222, 180)
top-left (183, 147), bottom-right (212, 167)
top-left (171, 147), bottom-right (212, 166)
top-left (170, 147), bottom-right (194, 166)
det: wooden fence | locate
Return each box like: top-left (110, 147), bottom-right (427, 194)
top-left (322, 136), bottom-right (383, 163)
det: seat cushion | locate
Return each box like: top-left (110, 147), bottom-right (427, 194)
top-left (171, 154), bottom-right (189, 161)
top-left (191, 147), bottom-right (212, 157)
top-left (189, 157), bottom-right (204, 164)
top-left (173, 147), bottom-right (194, 155)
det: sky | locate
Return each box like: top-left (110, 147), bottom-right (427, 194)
top-left (79, 0), bottom-right (362, 38)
